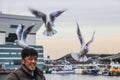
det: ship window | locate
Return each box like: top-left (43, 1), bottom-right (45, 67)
top-left (18, 52), bottom-right (21, 55)
top-left (6, 33), bottom-right (17, 42)
top-left (10, 25), bottom-right (18, 28)
top-left (14, 60), bottom-right (21, 65)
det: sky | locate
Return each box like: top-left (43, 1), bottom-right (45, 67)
top-left (0, 0), bottom-right (120, 59)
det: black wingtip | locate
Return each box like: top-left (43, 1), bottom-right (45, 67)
top-left (76, 21), bottom-right (80, 31)
top-left (29, 8), bottom-right (38, 15)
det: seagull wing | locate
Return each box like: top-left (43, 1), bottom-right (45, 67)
top-left (16, 24), bottom-right (24, 41)
top-left (21, 23), bottom-right (35, 43)
top-left (76, 22), bottom-right (85, 45)
top-left (29, 8), bottom-right (47, 24)
top-left (86, 30), bottom-right (95, 46)
top-left (49, 9), bottom-right (66, 23)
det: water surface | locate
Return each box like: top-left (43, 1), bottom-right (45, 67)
top-left (0, 74), bottom-right (120, 80)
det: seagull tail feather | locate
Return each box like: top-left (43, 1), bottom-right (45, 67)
top-left (42, 29), bottom-right (57, 37)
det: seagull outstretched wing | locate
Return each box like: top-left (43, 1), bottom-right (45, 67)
top-left (86, 30), bottom-right (95, 46)
top-left (50, 9), bottom-right (67, 23)
top-left (16, 24), bottom-right (24, 41)
top-left (29, 8), bottom-right (47, 24)
top-left (21, 23), bottom-right (36, 43)
top-left (76, 22), bottom-right (85, 46)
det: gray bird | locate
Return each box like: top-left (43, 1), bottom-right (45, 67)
top-left (15, 23), bottom-right (36, 48)
top-left (71, 22), bottom-right (95, 62)
top-left (29, 8), bottom-right (66, 36)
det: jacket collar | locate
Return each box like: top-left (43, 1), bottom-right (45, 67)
top-left (21, 64), bottom-right (35, 76)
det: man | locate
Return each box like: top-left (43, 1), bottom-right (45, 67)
top-left (7, 48), bottom-right (46, 80)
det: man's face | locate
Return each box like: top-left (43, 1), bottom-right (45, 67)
top-left (22, 56), bottom-right (37, 71)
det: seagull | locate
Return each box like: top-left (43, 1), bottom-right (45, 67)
top-left (71, 22), bottom-right (95, 62)
top-left (29, 8), bottom-right (66, 36)
top-left (15, 23), bottom-right (36, 48)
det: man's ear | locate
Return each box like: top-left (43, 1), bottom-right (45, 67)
top-left (21, 59), bottom-right (25, 64)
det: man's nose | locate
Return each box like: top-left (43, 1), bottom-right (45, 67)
top-left (31, 59), bottom-right (36, 63)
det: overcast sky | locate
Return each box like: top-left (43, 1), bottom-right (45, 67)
top-left (1, 0), bottom-right (120, 59)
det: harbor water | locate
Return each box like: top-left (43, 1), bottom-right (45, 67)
top-left (0, 74), bottom-right (120, 80)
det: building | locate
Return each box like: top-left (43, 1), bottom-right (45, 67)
top-left (0, 13), bottom-right (44, 70)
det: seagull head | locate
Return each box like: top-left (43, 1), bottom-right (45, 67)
top-left (46, 22), bottom-right (53, 31)
top-left (84, 46), bottom-right (89, 53)
top-left (80, 45), bottom-right (89, 56)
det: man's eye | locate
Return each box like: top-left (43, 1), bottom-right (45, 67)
top-left (28, 58), bottom-right (32, 60)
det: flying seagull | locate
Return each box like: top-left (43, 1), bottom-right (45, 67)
top-left (29, 8), bottom-right (66, 36)
top-left (15, 23), bottom-right (36, 48)
top-left (71, 22), bottom-right (95, 62)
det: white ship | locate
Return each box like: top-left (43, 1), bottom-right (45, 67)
top-left (45, 64), bottom-right (75, 74)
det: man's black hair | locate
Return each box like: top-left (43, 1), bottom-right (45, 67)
top-left (21, 48), bottom-right (38, 59)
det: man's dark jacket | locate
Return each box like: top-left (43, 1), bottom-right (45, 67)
top-left (7, 65), bottom-right (46, 80)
